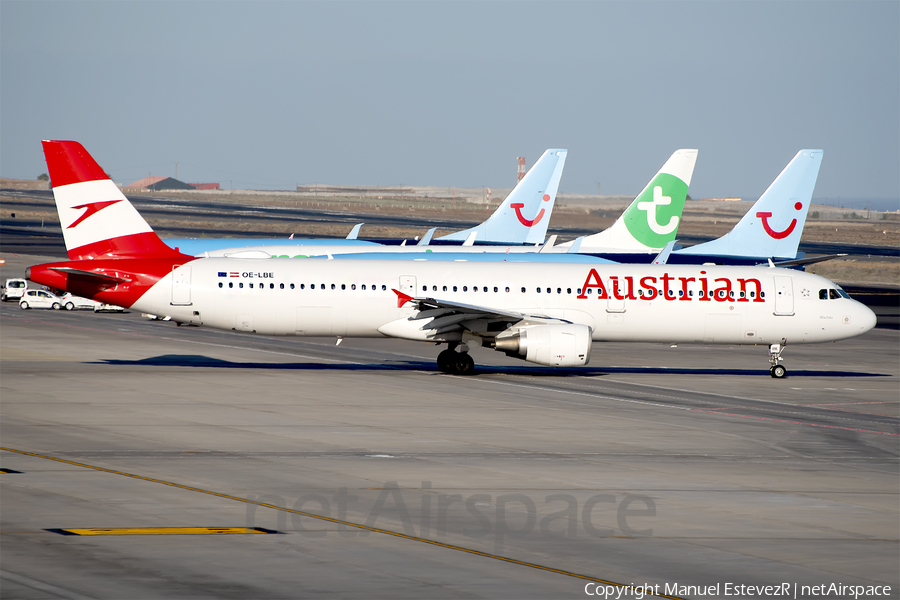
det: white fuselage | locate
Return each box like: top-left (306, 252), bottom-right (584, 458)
top-left (134, 259), bottom-right (875, 347)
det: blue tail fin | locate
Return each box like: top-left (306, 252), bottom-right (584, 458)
top-left (678, 150), bottom-right (823, 260)
top-left (436, 149), bottom-right (567, 245)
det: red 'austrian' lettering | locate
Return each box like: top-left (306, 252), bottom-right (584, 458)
top-left (577, 270), bottom-right (765, 303)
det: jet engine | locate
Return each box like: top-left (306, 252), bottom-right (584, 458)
top-left (494, 324), bottom-right (593, 367)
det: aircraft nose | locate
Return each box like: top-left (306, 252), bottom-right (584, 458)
top-left (856, 302), bottom-right (877, 334)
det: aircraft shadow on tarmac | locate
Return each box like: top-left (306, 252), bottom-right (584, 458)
top-left (96, 354), bottom-right (888, 378)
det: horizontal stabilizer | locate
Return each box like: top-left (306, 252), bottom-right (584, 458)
top-left (49, 267), bottom-right (131, 284)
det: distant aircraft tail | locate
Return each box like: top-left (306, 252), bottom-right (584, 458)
top-left (565, 149), bottom-right (698, 252)
top-left (678, 149), bottom-right (823, 260)
top-left (436, 149), bottom-right (567, 245)
top-left (42, 140), bottom-right (183, 260)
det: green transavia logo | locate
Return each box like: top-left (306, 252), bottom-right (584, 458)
top-left (623, 173), bottom-right (688, 248)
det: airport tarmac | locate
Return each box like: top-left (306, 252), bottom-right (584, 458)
top-left (1, 254), bottom-right (898, 599)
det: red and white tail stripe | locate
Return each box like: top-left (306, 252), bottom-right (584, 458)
top-left (42, 140), bottom-right (182, 260)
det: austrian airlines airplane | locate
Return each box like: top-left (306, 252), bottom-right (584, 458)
top-left (29, 141), bottom-right (876, 377)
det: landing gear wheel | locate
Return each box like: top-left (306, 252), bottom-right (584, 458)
top-left (437, 349), bottom-right (456, 373)
top-left (767, 341), bottom-right (787, 380)
top-left (453, 353), bottom-right (475, 375)
top-left (65, 302), bottom-right (75, 310)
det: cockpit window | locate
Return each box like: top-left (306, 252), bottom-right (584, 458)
top-left (837, 289), bottom-right (851, 299)
top-left (829, 289), bottom-right (840, 299)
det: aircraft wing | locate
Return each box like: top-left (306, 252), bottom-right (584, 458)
top-left (388, 289), bottom-right (571, 338)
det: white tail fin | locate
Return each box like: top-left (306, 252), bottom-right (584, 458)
top-left (564, 149), bottom-right (698, 252)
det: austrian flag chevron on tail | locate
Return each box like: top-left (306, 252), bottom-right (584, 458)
top-left (42, 140), bottom-right (184, 261)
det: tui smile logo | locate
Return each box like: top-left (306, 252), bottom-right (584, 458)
top-left (757, 202), bottom-right (801, 239)
top-left (67, 200), bottom-right (122, 229)
top-left (511, 194), bottom-right (550, 227)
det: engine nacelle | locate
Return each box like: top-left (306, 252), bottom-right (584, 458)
top-left (494, 324), bottom-right (593, 367)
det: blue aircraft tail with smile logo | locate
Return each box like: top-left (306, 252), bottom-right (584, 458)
top-left (436, 149), bottom-right (567, 246)
top-left (677, 149), bottom-right (823, 260)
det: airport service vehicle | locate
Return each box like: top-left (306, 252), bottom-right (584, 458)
top-left (29, 141), bottom-right (876, 379)
top-left (2, 278), bottom-right (28, 302)
top-left (59, 292), bottom-right (123, 312)
top-left (164, 148), bottom-right (569, 256)
top-left (178, 149), bottom-right (698, 260)
top-left (19, 289), bottom-right (61, 310)
top-left (61, 292), bottom-right (97, 310)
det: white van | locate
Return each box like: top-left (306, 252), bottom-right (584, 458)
top-left (2, 279), bottom-right (28, 302)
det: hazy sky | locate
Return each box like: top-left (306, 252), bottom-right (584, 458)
top-left (2, 1), bottom-right (898, 202)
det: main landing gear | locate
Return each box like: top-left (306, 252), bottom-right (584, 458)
top-left (768, 341), bottom-right (787, 378)
top-left (437, 342), bottom-right (475, 375)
